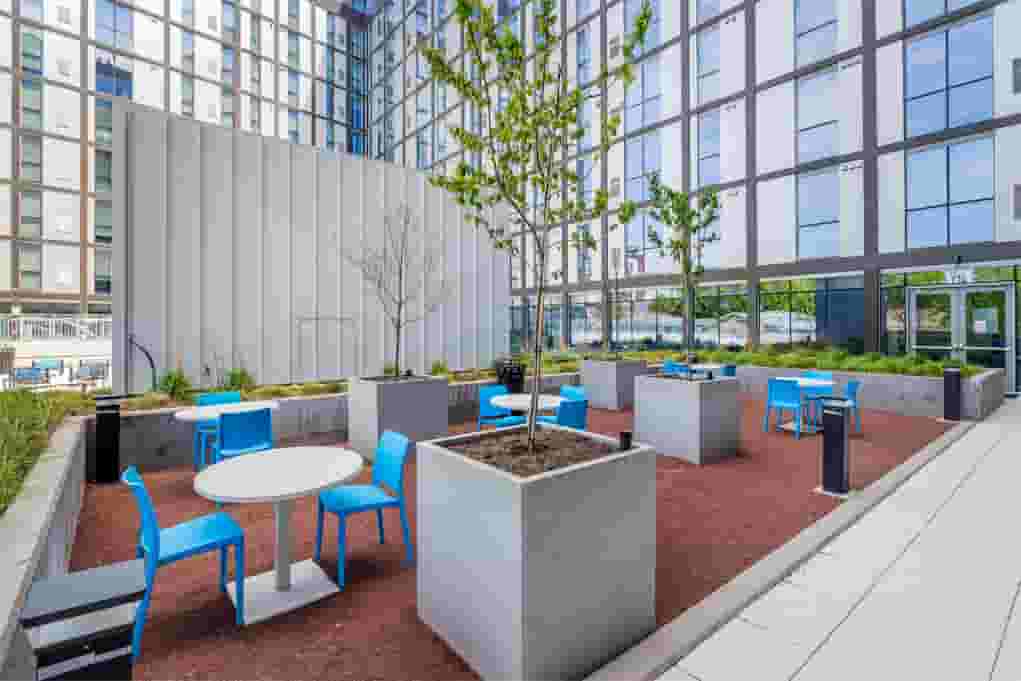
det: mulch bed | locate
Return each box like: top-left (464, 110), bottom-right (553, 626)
top-left (449, 427), bottom-right (616, 477)
top-left (70, 395), bottom-right (950, 681)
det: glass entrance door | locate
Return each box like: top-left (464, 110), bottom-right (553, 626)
top-left (907, 284), bottom-right (1015, 392)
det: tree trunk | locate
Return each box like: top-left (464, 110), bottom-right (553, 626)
top-left (527, 249), bottom-right (547, 454)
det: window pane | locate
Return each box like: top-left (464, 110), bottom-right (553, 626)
top-left (906, 91), bottom-right (947, 137)
top-left (698, 72), bottom-right (720, 106)
top-left (697, 0), bottom-right (719, 22)
top-left (948, 78), bottom-right (993, 129)
top-left (906, 32), bottom-right (947, 98)
top-left (699, 109), bottom-right (720, 157)
top-left (796, 0), bottom-right (835, 34)
top-left (798, 122), bottom-right (838, 163)
top-left (799, 222), bottom-right (840, 259)
top-left (949, 200), bottom-right (994, 244)
top-left (907, 207), bottom-right (947, 248)
top-left (796, 22), bottom-right (837, 67)
top-left (905, 0), bottom-right (944, 27)
top-left (698, 156), bottom-right (720, 187)
top-left (949, 137), bottom-right (993, 203)
top-left (948, 17), bottom-right (993, 87)
top-left (798, 68), bottom-right (836, 129)
top-left (907, 146), bottom-right (948, 208)
top-left (798, 169), bottom-right (839, 225)
top-left (697, 28), bottom-right (720, 76)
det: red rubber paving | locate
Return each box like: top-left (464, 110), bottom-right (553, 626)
top-left (70, 396), bottom-right (950, 680)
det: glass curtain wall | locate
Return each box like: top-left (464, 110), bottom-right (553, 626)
top-left (695, 284), bottom-right (750, 349)
top-left (759, 276), bottom-right (866, 352)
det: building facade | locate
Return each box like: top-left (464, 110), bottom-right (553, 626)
top-left (0, 0), bottom-right (371, 316)
top-left (367, 0), bottom-right (1021, 391)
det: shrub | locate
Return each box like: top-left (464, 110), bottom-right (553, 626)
top-left (224, 368), bottom-right (256, 391)
top-left (158, 369), bottom-right (193, 402)
top-left (122, 392), bottom-right (176, 412)
top-left (0, 391), bottom-right (69, 515)
top-left (430, 360), bottom-right (449, 376)
top-left (383, 363), bottom-right (398, 377)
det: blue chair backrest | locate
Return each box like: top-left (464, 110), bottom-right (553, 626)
top-left (373, 430), bottom-right (411, 497)
top-left (663, 360), bottom-right (688, 374)
top-left (34, 358), bottom-right (62, 371)
top-left (721, 364), bottom-right (737, 377)
top-left (846, 380), bottom-right (861, 402)
top-left (803, 370), bottom-right (833, 381)
top-left (556, 399), bottom-right (588, 430)
top-left (15, 367), bottom-right (43, 381)
top-left (560, 385), bottom-right (586, 401)
top-left (767, 378), bottom-right (800, 406)
top-left (219, 408), bottom-right (273, 451)
top-left (479, 385), bottom-right (510, 419)
top-left (121, 467), bottom-right (160, 576)
top-left (197, 391), bottom-right (241, 406)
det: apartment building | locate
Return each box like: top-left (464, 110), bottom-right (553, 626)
top-left (0, 0), bottom-right (371, 316)
top-left (368, 0), bottom-right (1021, 391)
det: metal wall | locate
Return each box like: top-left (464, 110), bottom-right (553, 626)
top-left (112, 101), bottom-right (510, 392)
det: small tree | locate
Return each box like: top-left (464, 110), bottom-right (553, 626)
top-left (422, 0), bottom-right (650, 451)
top-left (646, 173), bottom-right (720, 366)
top-left (344, 204), bottom-right (450, 377)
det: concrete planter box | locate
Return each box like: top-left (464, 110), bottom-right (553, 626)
top-left (634, 375), bottom-right (740, 464)
top-left (85, 392), bottom-right (348, 472)
top-left (417, 425), bottom-right (656, 681)
top-left (581, 360), bottom-right (649, 410)
top-left (348, 376), bottom-right (448, 461)
top-left (732, 366), bottom-right (1005, 421)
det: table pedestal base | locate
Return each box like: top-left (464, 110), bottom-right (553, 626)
top-left (779, 420), bottom-right (821, 435)
top-left (226, 560), bottom-right (338, 625)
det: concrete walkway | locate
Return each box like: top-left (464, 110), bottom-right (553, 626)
top-left (662, 399), bottom-right (1021, 681)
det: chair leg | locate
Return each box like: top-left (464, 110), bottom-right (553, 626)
top-left (762, 406), bottom-right (769, 432)
top-left (193, 429), bottom-right (201, 471)
top-left (219, 546), bottom-right (227, 593)
top-left (794, 408), bottom-right (801, 440)
top-left (235, 538), bottom-right (245, 626)
top-left (398, 502), bottom-right (413, 565)
top-left (314, 501), bottom-right (325, 562)
top-left (131, 586), bottom-right (153, 661)
top-left (337, 515), bottom-right (347, 590)
top-left (376, 508), bottom-right (385, 545)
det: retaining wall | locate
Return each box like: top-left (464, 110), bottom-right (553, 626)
top-left (0, 420), bottom-right (87, 681)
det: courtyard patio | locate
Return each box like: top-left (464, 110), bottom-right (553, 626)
top-left (69, 395), bottom-right (950, 681)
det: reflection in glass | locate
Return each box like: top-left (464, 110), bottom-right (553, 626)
top-left (915, 291), bottom-right (953, 347)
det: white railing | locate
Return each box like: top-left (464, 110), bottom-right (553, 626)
top-left (0, 316), bottom-right (113, 341)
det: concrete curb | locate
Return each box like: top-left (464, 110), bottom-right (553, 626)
top-left (584, 419), bottom-right (976, 681)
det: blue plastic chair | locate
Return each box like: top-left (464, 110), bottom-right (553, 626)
top-left (478, 384), bottom-right (526, 430)
top-left (193, 392), bottom-right (242, 470)
top-left (802, 371), bottom-right (834, 424)
top-left (213, 407), bottom-right (273, 463)
top-left (121, 467), bottom-right (245, 660)
top-left (538, 399), bottom-right (588, 430)
top-left (33, 358), bottom-right (63, 371)
top-left (314, 431), bottom-right (413, 589)
top-left (560, 385), bottom-right (586, 401)
top-left (846, 380), bottom-right (862, 432)
top-left (721, 364), bottom-right (737, 377)
top-left (663, 360), bottom-right (690, 376)
top-left (763, 378), bottom-right (803, 439)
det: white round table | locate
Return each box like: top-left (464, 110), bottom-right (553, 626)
top-left (173, 400), bottom-right (281, 423)
top-left (491, 393), bottom-right (564, 413)
top-left (194, 447), bottom-right (363, 624)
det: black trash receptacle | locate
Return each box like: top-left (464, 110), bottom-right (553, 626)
top-left (944, 367), bottom-right (962, 421)
top-left (20, 560), bottom-right (146, 681)
top-left (91, 394), bottom-right (133, 484)
top-left (819, 397), bottom-right (852, 495)
top-left (496, 360), bottom-right (526, 394)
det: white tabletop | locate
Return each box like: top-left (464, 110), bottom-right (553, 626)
top-left (491, 393), bottom-right (565, 412)
top-left (690, 363), bottom-right (724, 371)
top-left (778, 377), bottom-right (834, 389)
top-left (173, 400), bottom-right (281, 423)
top-left (194, 446), bottom-right (364, 503)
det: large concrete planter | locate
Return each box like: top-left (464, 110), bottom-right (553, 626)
top-left (580, 359), bottom-right (648, 410)
top-left (634, 375), bottom-right (740, 464)
top-left (348, 376), bottom-right (448, 460)
top-left (417, 425), bottom-right (656, 681)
